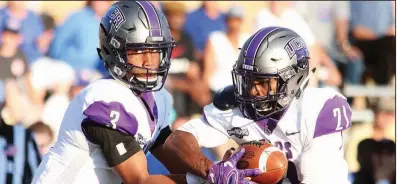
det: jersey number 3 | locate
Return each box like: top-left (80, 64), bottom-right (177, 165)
top-left (110, 110), bottom-right (120, 129)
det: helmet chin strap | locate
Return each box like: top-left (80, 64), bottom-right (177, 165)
top-left (295, 67), bottom-right (317, 99)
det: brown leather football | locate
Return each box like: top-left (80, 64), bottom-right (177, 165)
top-left (237, 140), bottom-right (288, 184)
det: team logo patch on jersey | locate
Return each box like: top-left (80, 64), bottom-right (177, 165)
top-left (108, 6), bottom-right (126, 31)
top-left (227, 127), bottom-right (249, 139)
top-left (136, 133), bottom-right (148, 145)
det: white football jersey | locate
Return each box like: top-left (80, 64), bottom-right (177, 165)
top-left (32, 78), bottom-right (172, 184)
top-left (178, 87), bottom-right (352, 184)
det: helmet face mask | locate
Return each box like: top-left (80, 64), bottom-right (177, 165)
top-left (232, 67), bottom-right (288, 120)
top-left (98, 1), bottom-right (175, 93)
top-left (232, 27), bottom-right (310, 121)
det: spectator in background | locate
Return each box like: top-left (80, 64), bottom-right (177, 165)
top-left (254, 1), bottom-right (342, 87)
top-left (350, 1), bottom-right (396, 85)
top-left (183, 1), bottom-right (226, 60)
top-left (203, 6), bottom-right (249, 95)
top-left (49, 1), bottom-right (111, 75)
top-left (29, 13), bottom-right (76, 107)
top-left (351, 139), bottom-right (396, 184)
top-left (296, 1), bottom-right (364, 85)
top-left (41, 70), bottom-right (100, 139)
top-left (28, 122), bottom-right (54, 157)
top-left (0, 95), bottom-right (41, 184)
top-left (372, 139), bottom-right (396, 184)
top-left (0, 1), bottom-right (44, 65)
top-left (0, 20), bottom-right (28, 82)
top-left (162, 2), bottom-right (203, 125)
top-left (351, 139), bottom-right (378, 184)
top-left (0, 20), bottom-right (42, 128)
top-left (37, 13), bottom-right (55, 56)
top-left (345, 97), bottom-right (395, 173)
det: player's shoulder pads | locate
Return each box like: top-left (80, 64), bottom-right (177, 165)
top-left (300, 87), bottom-right (352, 139)
top-left (213, 85), bottom-right (237, 111)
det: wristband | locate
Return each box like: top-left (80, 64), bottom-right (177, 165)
top-left (186, 172), bottom-right (209, 184)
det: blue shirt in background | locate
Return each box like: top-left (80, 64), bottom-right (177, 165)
top-left (183, 7), bottom-right (226, 53)
top-left (350, 1), bottom-right (394, 38)
top-left (0, 8), bottom-right (44, 65)
top-left (49, 7), bottom-right (104, 73)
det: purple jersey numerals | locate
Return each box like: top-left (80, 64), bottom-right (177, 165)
top-left (275, 141), bottom-right (293, 159)
top-left (313, 95), bottom-right (352, 138)
top-left (82, 101), bottom-right (139, 136)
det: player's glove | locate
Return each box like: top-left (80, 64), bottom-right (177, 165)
top-left (207, 147), bottom-right (262, 184)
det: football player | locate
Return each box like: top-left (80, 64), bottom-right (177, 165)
top-left (32, 1), bottom-right (260, 184)
top-left (164, 27), bottom-right (352, 184)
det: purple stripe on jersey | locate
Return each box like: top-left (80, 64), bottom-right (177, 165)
top-left (136, 1), bottom-right (161, 36)
top-left (82, 101), bottom-right (138, 136)
top-left (256, 118), bottom-right (268, 131)
top-left (256, 118), bottom-right (278, 135)
top-left (313, 95), bottom-right (352, 138)
top-left (244, 27), bottom-right (280, 65)
top-left (141, 92), bottom-right (158, 134)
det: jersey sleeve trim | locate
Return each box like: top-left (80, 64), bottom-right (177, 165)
top-left (83, 100), bottom-right (139, 136)
top-left (313, 95), bottom-right (352, 138)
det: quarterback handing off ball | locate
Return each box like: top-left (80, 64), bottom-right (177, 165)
top-left (237, 140), bottom-right (288, 184)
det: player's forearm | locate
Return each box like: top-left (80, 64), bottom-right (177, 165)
top-left (164, 130), bottom-right (213, 178)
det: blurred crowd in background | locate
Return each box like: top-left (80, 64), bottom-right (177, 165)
top-left (0, 1), bottom-right (395, 184)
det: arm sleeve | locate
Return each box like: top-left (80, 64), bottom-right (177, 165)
top-left (81, 119), bottom-right (142, 167)
top-left (300, 132), bottom-right (350, 184)
top-left (177, 116), bottom-right (229, 148)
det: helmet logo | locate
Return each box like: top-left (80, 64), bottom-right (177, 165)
top-left (284, 37), bottom-right (307, 59)
top-left (108, 6), bottom-right (126, 31)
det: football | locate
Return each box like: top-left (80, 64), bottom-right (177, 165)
top-left (237, 140), bottom-right (288, 184)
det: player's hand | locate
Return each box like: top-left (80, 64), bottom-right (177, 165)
top-left (207, 147), bottom-right (262, 184)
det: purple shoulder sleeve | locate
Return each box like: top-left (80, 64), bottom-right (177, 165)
top-left (82, 101), bottom-right (138, 136)
top-left (313, 95), bottom-right (352, 138)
